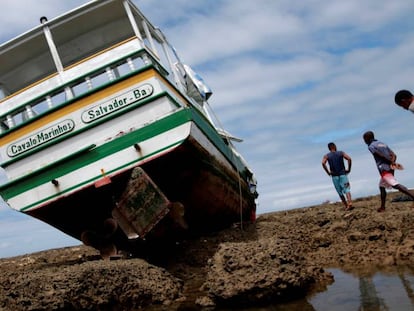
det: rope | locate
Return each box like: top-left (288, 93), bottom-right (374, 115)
top-left (204, 101), bottom-right (244, 230)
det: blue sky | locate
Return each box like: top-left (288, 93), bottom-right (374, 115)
top-left (1, 0), bottom-right (414, 258)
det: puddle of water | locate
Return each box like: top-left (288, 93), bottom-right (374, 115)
top-left (216, 267), bottom-right (414, 311)
top-left (309, 268), bottom-right (414, 311)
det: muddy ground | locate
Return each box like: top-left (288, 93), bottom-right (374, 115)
top-left (1, 191), bottom-right (414, 310)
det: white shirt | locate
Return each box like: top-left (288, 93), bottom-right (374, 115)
top-left (409, 101), bottom-right (414, 113)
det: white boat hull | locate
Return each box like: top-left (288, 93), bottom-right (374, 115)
top-left (0, 0), bottom-right (258, 256)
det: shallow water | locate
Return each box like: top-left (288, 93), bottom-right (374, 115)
top-left (309, 268), bottom-right (414, 311)
top-left (216, 267), bottom-right (414, 311)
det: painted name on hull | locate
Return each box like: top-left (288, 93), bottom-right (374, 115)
top-left (5, 84), bottom-right (154, 158)
top-left (7, 120), bottom-right (75, 157)
top-left (81, 83), bottom-right (154, 123)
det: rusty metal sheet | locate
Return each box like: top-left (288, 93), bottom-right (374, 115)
top-left (112, 167), bottom-right (170, 238)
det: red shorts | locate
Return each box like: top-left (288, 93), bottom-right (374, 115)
top-left (379, 171), bottom-right (398, 189)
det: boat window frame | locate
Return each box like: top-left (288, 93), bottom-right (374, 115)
top-left (0, 49), bottom-right (168, 136)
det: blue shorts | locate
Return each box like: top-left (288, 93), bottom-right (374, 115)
top-left (332, 175), bottom-right (350, 196)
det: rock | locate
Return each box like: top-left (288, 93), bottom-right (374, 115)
top-left (1, 191), bottom-right (414, 310)
top-left (195, 296), bottom-right (215, 307)
top-left (0, 252), bottom-right (183, 310)
top-left (202, 238), bottom-right (330, 307)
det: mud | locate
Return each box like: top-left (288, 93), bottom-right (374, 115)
top-left (1, 192), bottom-right (414, 310)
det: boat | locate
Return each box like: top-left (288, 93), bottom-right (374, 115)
top-left (0, 0), bottom-right (258, 257)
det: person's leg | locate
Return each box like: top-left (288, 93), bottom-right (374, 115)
top-left (345, 192), bottom-right (353, 209)
top-left (332, 176), bottom-right (347, 209)
top-left (379, 172), bottom-right (403, 212)
top-left (339, 194), bottom-right (348, 209)
top-left (379, 186), bottom-right (386, 212)
top-left (341, 175), bottom-right (353, 209)
top-left (393, 184), bottom-right (414, 200)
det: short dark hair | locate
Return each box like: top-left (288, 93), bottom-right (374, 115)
top-left (327, 142), bottom-right (336, 150)
top-left (395, 90), bottom-right (413, 105)
top-left (363, 131), bottom-right (374, 144)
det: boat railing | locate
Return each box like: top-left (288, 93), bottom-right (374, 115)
top-left (0, 49), bottom-right (169, 135)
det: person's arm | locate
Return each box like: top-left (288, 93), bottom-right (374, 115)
top-left (370, 145), bottom-right (394, 164)
top-left (342, 152), bottom-right (352, 173)
top-left (322, 155), bottom-right (331, 176)
top-left (379, 150), bottom-right (396, 164)
top-left (389, 149), bottom-right (397, 164)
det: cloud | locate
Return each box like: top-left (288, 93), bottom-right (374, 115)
top-left (162, 0), bottom-right (414, 214)
top-left (0, 1), bottom-right (87, 43)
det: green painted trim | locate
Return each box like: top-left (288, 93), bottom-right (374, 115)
top-left (188, 108), bottom-right (249, 178)
top-left (19, 140), bottom-right (184, 212)
top-left (35, 143), bottom-right (97, 174)
top-left (0, 109), bottom-right (192, 200)
top-left (0, 103), bottom-right (251, 209)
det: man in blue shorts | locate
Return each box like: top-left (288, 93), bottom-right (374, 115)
top-left (322, 142), bottom-right (353, 210)
top-left (363, 131), bottom-right (414, 212)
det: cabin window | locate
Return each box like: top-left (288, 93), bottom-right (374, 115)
top-left (115, 61), bottom-right (131, 77)
top-left (90, 71), bottom-right (109, 88)
top-left (0, 121), bottom-right (8, 133)
top-left (1, 105), bottom-right (37, 130)
top-left (130, 56), bottom-right (146, 70)
top-left (22, 105), bottom-right (37, 121)
top-left (32, 99), bottom-right (49, 115)
top-left (11, 112), bottom-right (23, 127)
top-left (72, 79), bottom-right (91, 97)
top-left (50, 91), bottom-right (66, 107)
top-left (105, 67), bottom-right (116, 81)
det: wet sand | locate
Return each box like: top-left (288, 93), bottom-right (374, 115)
top-left (1, 191), bottom-right (414, 310)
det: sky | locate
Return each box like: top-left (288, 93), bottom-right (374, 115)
top-left (0, 0), bottom-right (414, 258)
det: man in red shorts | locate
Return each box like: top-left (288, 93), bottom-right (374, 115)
top-left (363, 131), bottom-right (414, 212)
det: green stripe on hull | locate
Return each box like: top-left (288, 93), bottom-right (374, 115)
top-left (189, 108), bottom-right (249, 178)
top-left (0, 109), bottom-right (192, 200)
top-left (0, 104), bottom-right (250, 211)
top-left (20, 140), bottom-right (183, 212)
